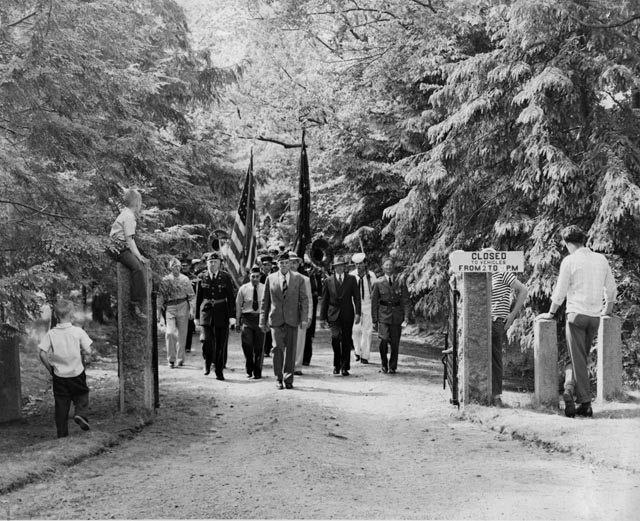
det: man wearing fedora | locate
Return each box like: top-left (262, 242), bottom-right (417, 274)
top-left (260, 252), bottom-right (309, 390)
top-left (350, 252), bottom-right (377, 364)
top-left (195, 251), bottom-right (236, 380)
top-left (320, 255), bottom-right (361, 376)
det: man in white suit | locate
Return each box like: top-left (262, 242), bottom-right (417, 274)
top-left (350, 252), bottom-right (377, 364)
top-left (260, 252), bottom-right (309, 389)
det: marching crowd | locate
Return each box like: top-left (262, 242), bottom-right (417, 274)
top-left (38, 189), bottom-right (617, 438)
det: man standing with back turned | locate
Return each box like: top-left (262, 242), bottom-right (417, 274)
top-left (537, 225), bottom-right (616, 418)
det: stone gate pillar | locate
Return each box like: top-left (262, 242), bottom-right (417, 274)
top-left (117, 264), bottom-right (155, 418)
top-left (459, 273), bottom-right (492, 406)
top-left (0, 325), bottom-right (21, 422)
top-left (533, 319), bottom-right (559, 406)
top-left (597, 315), bottom-right (623, 402)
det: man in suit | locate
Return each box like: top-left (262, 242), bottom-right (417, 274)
top-left (371, 256), bottom-right (410, 374)
top-left (350, 252), bottom-right (377, 365)
top-left (260, 252), bottom-right (309, 390)
top-left (195, 252), bottom-right (236, 380)
top-left (259, 254), bottom-right (274, 358)
top-left (320, 255), bottom-right (361, 376)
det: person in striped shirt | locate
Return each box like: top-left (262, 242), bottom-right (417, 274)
top-left (485, 248), bottom-right (528, 407)
top-left (537, 225), bottom-right (616, 418)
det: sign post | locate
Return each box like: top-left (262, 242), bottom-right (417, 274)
top-left (449, 251), bottom-right (524, 407)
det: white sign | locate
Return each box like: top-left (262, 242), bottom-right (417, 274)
top-left (449, 251), bottom-right (524, 273)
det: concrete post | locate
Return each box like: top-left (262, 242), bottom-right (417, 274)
top-left (459, 273), bottom-right (492, 406)
top-left (597, 315), bottom-right (623, 402)
top-left (0, 325), bottom-right (21, 422)
top-left (533, 319), bottom-right (559, 407)
top-left (117, 264), bottom-right (155, 418)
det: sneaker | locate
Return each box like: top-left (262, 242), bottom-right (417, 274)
top-left (74, 415), bottom-right (90, 431)
top-left (576, 403), bottom-right (593, 417)
top-left (563, 390), bottom-right (576, 418)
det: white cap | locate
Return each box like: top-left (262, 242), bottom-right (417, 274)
top-left (352, 252), bottom-right (366, 264)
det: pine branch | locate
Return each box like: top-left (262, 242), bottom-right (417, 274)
top-left (0, 200), bottom-right (68, 219)
top-left (570, 13), bottom-right (640, 29)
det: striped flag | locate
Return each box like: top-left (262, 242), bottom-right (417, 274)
top-left (294, 131), bottom-right (311, 260)
top-left (227, 152), bottom-right (257, 286)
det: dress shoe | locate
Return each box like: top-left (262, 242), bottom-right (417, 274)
top-left (285, 382), bottom-right (293, 389)
top-left (74, 415), bottom-right (90, 431)
top-left (333, 368), bottom-right (340, 375)
top-left (341, 369), bottom-right (349, 376)
top-left (380, 367), bottom-right (388, 373)
top-left (204, 364), bottom-right (211, 376)
top-left (360, 358), bottom-right (368, 364)
top-left (294, 370), bottom-right (303, 376)
top-left (216, 373), bottom-right (225, 381)
top-left (246, 373), bottom-right (253, 379)
top-left (253, 375), bottom-right (262, 380)
top-left (276, 381), bottom-right (284, 390)
top-left (177, 360), bottom-right (184, 367)
top-left (563, 390), bottom-right (576, 418)
top-left (302, 362), bottom-right (310, 366)
top-left (389, 368), bottom-right (396, 374)
top-left (355, 355), bottom-right (361, 362)
top-left (169, 361), bottom-right (175, 368)
top-left (576, 403), bottom-right (593, 417)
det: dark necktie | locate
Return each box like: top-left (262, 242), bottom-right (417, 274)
top-left (282, 276), bottom-right (287, 298)
top-left (359, 277), bottom-right (364, 299)
top-left (252, 285), bottom-right (258, 311)
top-left (389, 276), bottom-right (394, 287)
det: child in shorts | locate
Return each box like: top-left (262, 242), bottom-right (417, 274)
top-left (38, 299), bottom-right (93, 438)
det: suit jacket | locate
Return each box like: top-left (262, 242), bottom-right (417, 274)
top-left (260, 270), bottom-right (309, 328)
top-left (319, 273), bottom-right (361, 324)
top-left (371, 275), bottom-right (410, 325)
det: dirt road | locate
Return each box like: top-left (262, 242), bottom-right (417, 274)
top-left (2, 328), bottom-right (639, 519)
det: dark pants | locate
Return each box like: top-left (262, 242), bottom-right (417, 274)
top-left (378, 322), bottom-right (401, 371)
top-left (491, 318), bottom-right (506, 396)
top-left (329, 319), bottom-right (354, 371)
top-left (565, 313), bottom-right (600, 404)
top-left (185, 318), bottom-right (195, 352)
top-left (116, 249), bottom-right (146, 303)
top-left (202, 325), bottom-right (228, 377)
top-left (264, 330), bottom-right (273, 356)
top-left (52, 372), bottom-right (89, 438)
top-left (303, 297), bottom-right (318, 365)
top-left (241, 313), bottom-right (265, 378)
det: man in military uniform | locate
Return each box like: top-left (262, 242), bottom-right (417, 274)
top-left (194, 252), bottom-right (236, 380)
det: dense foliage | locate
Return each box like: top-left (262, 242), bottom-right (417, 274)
top-left (0, 0), bottom-right (242, 326)
top-left (180, 0), bottom-right (640, 384)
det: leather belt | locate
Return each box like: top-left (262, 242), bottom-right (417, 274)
top-left (166, 298), bottom-right (188, 306)
top-left (379, 300), bottom-right (400, 307)
top-left (204, 298), bottom-right (227, 304)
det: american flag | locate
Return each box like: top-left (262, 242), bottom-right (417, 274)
top-left (294, 131), bottom-right (311, 259)
top-left (227, 152), bottom-right (257, 286)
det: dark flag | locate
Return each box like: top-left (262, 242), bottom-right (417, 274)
top-left (294, 131), bottom-right (311, 260)
top-left (227, 152), bottom-right (257, 286)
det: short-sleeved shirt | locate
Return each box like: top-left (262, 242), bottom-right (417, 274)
top-left (491, 272), bottom-right (516, 320)
top-left (109, 207), bottom-right (137, 252)
top-left (39, 323), bottom-right (93, 378)
top-left (236, 281), bottom-right (265, 315)
top-left (159, 273), bottom-right (195, 306)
